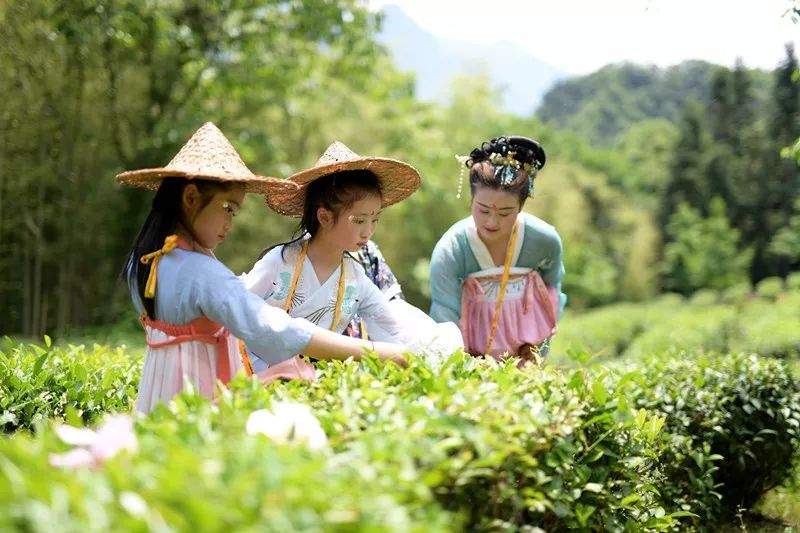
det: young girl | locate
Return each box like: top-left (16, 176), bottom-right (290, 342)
top-left (118, 124), bottom-right (407, 413)
top-left (241, 142), bottom-right (463, 377)
top-left (429, 136), bottom-right (566, 366)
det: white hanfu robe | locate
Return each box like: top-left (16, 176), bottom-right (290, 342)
top-left (241, 238), bottom-right (463, 373)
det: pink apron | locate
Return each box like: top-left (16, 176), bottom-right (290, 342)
top-left (460, 269), bottom-right (558, 360)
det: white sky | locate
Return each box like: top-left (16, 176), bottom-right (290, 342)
top-left (368, 0), bottom-right (800, 74)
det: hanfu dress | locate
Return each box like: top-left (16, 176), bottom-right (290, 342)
top-left (241, 236), bottom-right (463, 378)
top-left (429, 212), bottom-right (566, 361)
top-left (131, 236), bottom-right (317, 413)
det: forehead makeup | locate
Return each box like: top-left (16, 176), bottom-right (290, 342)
top-left (476, 201), bottom-right (515, 211)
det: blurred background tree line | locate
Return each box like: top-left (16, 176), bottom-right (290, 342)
top-left (1, 0), bottom-right (798, 337)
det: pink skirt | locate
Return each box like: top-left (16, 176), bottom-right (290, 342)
top-left (136, 322), bottom-right (242, 414)
top-left (460, 270), bottom-right (559, 360)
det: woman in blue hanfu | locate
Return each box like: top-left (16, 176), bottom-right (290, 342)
top-left (429, 136), bottom-right (566, 366)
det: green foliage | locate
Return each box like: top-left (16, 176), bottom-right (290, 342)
top-left (720, 282), bottom-right (752, 305)
top-left (788, 271), bottom-right (800, 291)
top-left (663, 199), bottom-right (751, 294)
top-left (629, 353), bottom-right (800, 520)
top-left (614, 118), bottom-right (680, 199)
top-left (537, 61), bottom-right (771, 146)
top-left (689, 289), bottom-right (719, 306)
top-left (756, 277), bottom-right (785, 300)
top-left (734, 293), bottom-right (800, 358)
top-left (0, 0), bottom-right (389, 336)
top-left (551, 291), bottom-right (800, 362)
top-left (1, 343), bottom-right (798, 531)
top-left (0, 337), bottom-right (141, 432)
top-left (769, 198), bottom-right (800, 263)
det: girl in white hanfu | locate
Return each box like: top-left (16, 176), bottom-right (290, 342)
top-left (118, 125), bottom-right (408, 414)
top-left (241, 142), bottom-right (463, 380)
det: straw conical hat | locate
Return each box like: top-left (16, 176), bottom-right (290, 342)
top-left (115, 122), bottom-right (295, 195)
top-left (265, 141), bottom-right (421, 217)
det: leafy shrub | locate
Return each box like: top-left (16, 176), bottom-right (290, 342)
top-left (732, 297), bottom-right (800, 358)
top-left (756, 277), bottom-right (785, 300)
top-left (787, 271), bottom-right (800, 292)
top-left (625, 354), bottom-right (800, 522)
top-left (0, 337), bottom-right (141, 432)
top-left (0, 347), bottom-right (798, 531)
top-left (689, 289), bottom-right (719, 306)
top-left (553, 295), bottom-right (800, 362)
top-left (719, 282), bottom-right (752, 305)
top-left (623, 306), bottom-right (737, 359)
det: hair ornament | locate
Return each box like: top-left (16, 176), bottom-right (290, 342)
top-left (454, 135), bottom-right (545, 199)
top-left (454, 155), bottom-right (470, 199)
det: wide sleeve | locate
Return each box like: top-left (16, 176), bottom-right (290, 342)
top-left (354, 273), bottom-right (407, 342)
top-left (240, 248), bottom-right (280, 298)
top-left (539, 228), bottom-right (567, 317)
top-left (186, 258), bottom-right (317, 364)
top-left (357, 270), bottom-right (464, 356)
top-left (429, 233), bottom-right (463, 323)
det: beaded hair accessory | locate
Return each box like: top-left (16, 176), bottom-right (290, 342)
top-left (455, 136), bottom-right (545, 199)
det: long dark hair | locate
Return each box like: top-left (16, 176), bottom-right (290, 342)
top-left (466, 136), bottom-right (546, 206)
top-left (121, 177), bottom-right (235, 318)
top-left (259, 169), bottom-right (382, 261)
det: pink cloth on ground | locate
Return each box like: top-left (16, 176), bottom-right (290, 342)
top-left (460, 270), bottom-right (559, 360)
top-left (256, 355), bottom-right (317, 384)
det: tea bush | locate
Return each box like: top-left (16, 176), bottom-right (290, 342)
top-left (0, 348), bottom-right (798, 531)
top-left (0, 337), bottom-right (141, 432)
top-left (551, 294), bottom-right (800, 362)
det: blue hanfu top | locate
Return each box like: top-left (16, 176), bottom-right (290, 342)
top-left (429, 212), bottom-right (566, 323)
top-left (130, 248), bottom-right (316, 365)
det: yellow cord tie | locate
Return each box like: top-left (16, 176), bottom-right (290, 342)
top-left (285, 240), bottom-right (346, 331)
top-left (330, 257), bottom-right (346, 331)
top-left (140, 234), bottom-right (179, 299)
top-left (239, 339), bottom-right (254, 377)
top-left (284, 240), bottom-right (309, 312)
top-left (484, 220), bottom-right (520, 355)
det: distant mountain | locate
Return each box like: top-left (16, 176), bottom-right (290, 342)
top-left (536, 61), bottom-right (773, 145)
top-left (376, 4), bottom-right (566, 116)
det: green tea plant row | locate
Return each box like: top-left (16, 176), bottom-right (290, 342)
top-left (551, 289), bottom-right (800, 362)
top-left (1, 343), bottom-right (798, 531)
top-left (0, 336), bottom-right (141, 433)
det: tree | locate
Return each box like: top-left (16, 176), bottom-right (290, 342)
top-left (755, 44), bottom-right (800, 279)
top-left (769, 198), bottom-right (800, 264)
top-left (661, 100), bottom-right (712, 227)
top-left (0, 0), bottom-right (388, 336)
top-left (663, 198), bottom-right (751, 293)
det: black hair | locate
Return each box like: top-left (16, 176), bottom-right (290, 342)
top-left (258, 169), bottom-right (382, 261)
top-left (121, 177), bottom-right (236, 318)
top-left (465, 136), bottom-right (546, 206)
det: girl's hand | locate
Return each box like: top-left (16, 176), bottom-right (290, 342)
top-left (371, 341), bottom-right (408, 367)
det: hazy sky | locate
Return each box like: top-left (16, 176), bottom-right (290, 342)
top-left (369, 0), bottom-right (800, 74)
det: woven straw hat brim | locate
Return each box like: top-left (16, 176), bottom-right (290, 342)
top-left (116, 168), bottom-right (296, 195)
top-left (265, 157), bottom-right (421, 217)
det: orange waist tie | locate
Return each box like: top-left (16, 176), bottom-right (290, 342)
top-left (140, 314), bottom-right (235, 384)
